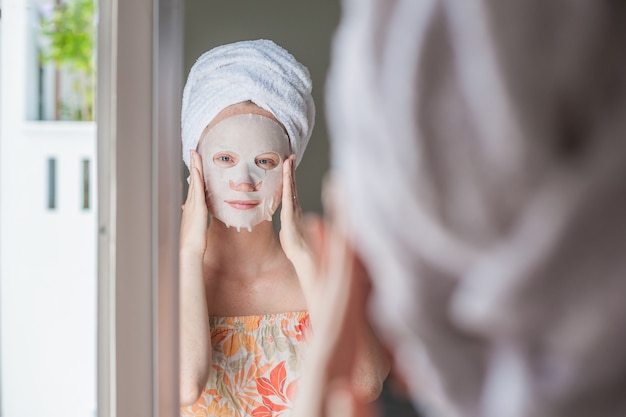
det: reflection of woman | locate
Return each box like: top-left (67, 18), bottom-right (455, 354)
top-left (178, 39), bottom-right (386, 416)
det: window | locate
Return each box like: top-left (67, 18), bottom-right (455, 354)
top-left (0, 1), bottom-right (97, 416)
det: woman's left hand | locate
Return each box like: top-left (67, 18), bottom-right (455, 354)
top-left (279, 154), bottom-right (316, 299)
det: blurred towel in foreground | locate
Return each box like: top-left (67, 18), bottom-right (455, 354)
top-left (324, 0), bottom-right (626, 416)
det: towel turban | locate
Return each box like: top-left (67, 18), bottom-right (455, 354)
top-left (181, 39), bottom-right (315, 170)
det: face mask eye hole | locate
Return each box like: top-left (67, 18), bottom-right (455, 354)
top-left (213, 153), bottom-right (238, 168)
top-left (255, 152), bottom-right (280, 170)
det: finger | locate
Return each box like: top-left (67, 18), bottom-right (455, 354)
top-left (282, 156), bottom-right (294, 211)
top-left (184, 150), bottom-right (196, 205)
top-left (184, 152), bottom-right (207, 215)
top-left (191, 151), bottom-right (207, 204)
top-left (290, 155), bottom-right (299, 207)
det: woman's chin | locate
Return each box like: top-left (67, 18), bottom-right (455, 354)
top-left (215, 207), bottom-right (276, 230)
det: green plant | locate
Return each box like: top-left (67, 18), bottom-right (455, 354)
top-left (40, 0), bottom-right (95, 121)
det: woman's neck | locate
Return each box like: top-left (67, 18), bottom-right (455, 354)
top-left (204, 218), bottom-right (283, 278)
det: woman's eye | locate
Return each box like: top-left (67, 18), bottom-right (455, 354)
top-left (213, 154), bottom-right (237, 167)
top-left (255, 154), bottom-right (280, 170)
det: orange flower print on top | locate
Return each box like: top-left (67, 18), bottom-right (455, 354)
top-left (294, 314), bottom-right (311, 343)
top-left (252, 361), bottom-right (297, 417)
top-left (181, 312), bottom-right (311, 417)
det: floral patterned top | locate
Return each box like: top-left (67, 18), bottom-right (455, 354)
top-left (181, 311), bottom-right (312, 417)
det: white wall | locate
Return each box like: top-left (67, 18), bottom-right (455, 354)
top-left (0, 1), bottom-right (97, 416)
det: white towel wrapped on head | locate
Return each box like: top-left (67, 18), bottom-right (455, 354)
top-left (181, 39), bottom-right (315, 170)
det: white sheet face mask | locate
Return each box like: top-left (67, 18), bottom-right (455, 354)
top-left (197, 114), bottom-right (290, 232)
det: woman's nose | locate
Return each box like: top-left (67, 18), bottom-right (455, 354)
top-left (229, 179), bottom-right (261, 192)
top-left (228, 163), bottom-right (263, 192)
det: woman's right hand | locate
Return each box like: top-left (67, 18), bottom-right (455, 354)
top-left (180, 150), bottom-right (209, 257)
top-left (179, 150), bottom-right (212, 406)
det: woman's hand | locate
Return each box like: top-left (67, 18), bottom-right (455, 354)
top-left (180, 150), bottom-right (209, 257)
top-left (279, 154), bottom-right (317, 300)
top-left (179, 149), bottom-right (212, 406)
top-left (292, 177), bottom-right (390, 417)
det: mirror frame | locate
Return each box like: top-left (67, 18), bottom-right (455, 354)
top-left (97, 0), bottom-right (182, 415)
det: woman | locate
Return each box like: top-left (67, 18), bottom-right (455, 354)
top-left (178, 39), bottom-right (386, 417)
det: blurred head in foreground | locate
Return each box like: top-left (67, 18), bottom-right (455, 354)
top-left (325, 1), bottom-right (626, 416)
